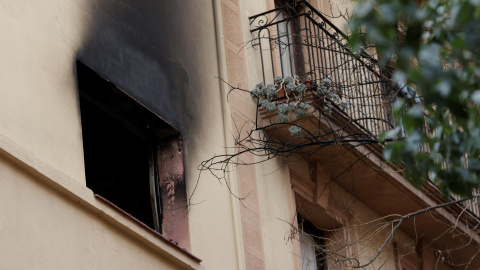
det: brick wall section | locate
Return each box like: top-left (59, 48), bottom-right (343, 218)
top-left (220, 0), bottom-right (266, 269)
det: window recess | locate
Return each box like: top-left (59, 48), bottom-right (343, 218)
top-left (298, 216), bottom-right (327, 270)
top-left (77, 61), bottom-right (189, 248)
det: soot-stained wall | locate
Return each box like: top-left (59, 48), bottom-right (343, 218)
top-left (1, 1), bottom-right (244, 268)
top-left (77, 0), bottom-right (218, 136)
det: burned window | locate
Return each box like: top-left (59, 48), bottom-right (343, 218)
top-left (77, 61), bottom-right (185, 236)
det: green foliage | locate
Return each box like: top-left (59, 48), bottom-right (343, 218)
top-left (350, 0), bottom-right (480, 196)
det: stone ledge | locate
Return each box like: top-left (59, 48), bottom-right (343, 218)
top-left (0, 131), bottom-right (203, 270)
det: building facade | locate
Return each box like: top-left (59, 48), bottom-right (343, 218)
top-left (1, 0), bottom-right (479, 269)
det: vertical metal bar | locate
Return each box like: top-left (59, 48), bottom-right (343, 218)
top-left (303, 5), bottom-right (313, 81)
top-left (364, 66), bottom-right (376, 134)
top-left (335, 41), bottom-right (349, 107)
top-left (315, 22), bottom-right (324, 81)
top-left (379, 66), bottom-right (389, 132)
top-left (376, 75), bottom-right (384, 133)
top-left (358, 65), bottom-right (369, 132)
top-left (258, 30), bottom-right (266, 83)
top-left (349, 60), bottom-right (358, 120)
top-left (474, 194), bottom-right (480, 217)
top-left (362, 65), bottom-right (373, 133)
top-left (311, 18), bottom-right (321, 81)
top-left (327, 34), bottom-right (342, 107)
top-left (325, 32), bottom-right (337, 90)
top-left (351, 59), bottom-right (362, 127)
top-left (344, 57), bottom-right (353, 117)
top-left (149, 145), bottom-right (162, 233)
top-left (308, 19), bottom-right (317, 83)
top-left (267, 28), bottom-right (276, 83)
top-left (385, 76), bottom-right (394, 130)
top-left (367, 66), bottom-right (382, 135)
top-left (299, 0), bottom-right (307, 78)
top-left (277, 19), bottom-right (286, 77)
top-left (295, 23), bottom-right (304, 78)
top-left (286, 20), bottom-right (294, 76)
top-left (372, 70), bottom-right (386, 134)
top-left (318, 21), bottom-right (329, 82)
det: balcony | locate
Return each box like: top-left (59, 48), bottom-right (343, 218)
top-left (248, 0), bottom-right (480, 239)
top-left (249, 0), bottom-right (395, 137)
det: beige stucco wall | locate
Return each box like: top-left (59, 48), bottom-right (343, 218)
top-left (349, 198), bottom-right (409, 269)
top-left (256, 159), bottom-right (299, 270)
top-left (0, 154), bottom-right (195, 270)
top-left (0, 0), bottom-right (241, 269)
top-left (0, 0), bottom-right (88, 184)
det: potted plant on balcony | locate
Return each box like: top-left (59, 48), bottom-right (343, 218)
top-left (251, 75), bottom-right (349, 135)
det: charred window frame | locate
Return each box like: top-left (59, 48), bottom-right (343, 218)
top-left (77, 61), bottom-right (181, 234)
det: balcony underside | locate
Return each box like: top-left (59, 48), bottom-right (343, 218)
top-left (260, 108), bottom-right (480, 269)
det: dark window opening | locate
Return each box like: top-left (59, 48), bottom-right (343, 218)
top-left (298, 216), bottom-right (327, 270)
top-left (81, 97), bottom-right (157, 229)
top-left (77, 61), bottom-right (180, 233)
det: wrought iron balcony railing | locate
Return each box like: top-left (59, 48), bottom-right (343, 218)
top-left (433, 182), bottom-right (480, 218)
top-left (249, 1), bottom-right (480, 220)
top-left (249, 0), bottom-right (395, 136)
top-left (452, 192), bottom-right (480, 217)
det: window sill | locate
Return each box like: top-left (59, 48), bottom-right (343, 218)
top-left (0, 133), bottom-right (202, 269)
top-left (94, 194), bottom-right (201, 263)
